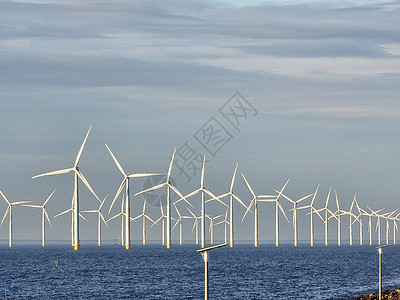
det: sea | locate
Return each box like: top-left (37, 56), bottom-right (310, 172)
top-left (0, 243), bottom-right (399, 299)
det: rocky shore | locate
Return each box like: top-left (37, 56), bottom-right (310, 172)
top-left (355, 288), bottom-right (400, 299)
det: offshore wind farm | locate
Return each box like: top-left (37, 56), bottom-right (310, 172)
top-left (4, 125), bottom-right (400, 249)
top-left (1, 0), bottom-right (400, 299)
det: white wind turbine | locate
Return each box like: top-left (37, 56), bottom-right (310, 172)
top-left (134, 148), bottom-right (190, 248)
top-left (177, 156), bottom-right (221, 248)
top-left (187, 207), bottom-right (200, 245)
top-left (105, 144), bottom-right (163, 250)
top-left (351, 196), bottom-right (365, 246)
top-left (106, 195), bottom-right (126, 246)
top-left (313, 187), bottom-right (337, 247)
top-left (270, 178), bottom-right (291, 247)
top-left (391, 212), bottom-right (400, 245)
top-left (339, 195), bottom-right (358, 246)
top-left (0, 190), bottom-right (31, 247)
top-left (22, 189), bottom-right (56, 247)
top-left (280, 191), bottom-right (314, 246)
top-left (53, 194), bottom-right (89, 246)
top-left (214, 207), bottom-right (230, 244)
top-left (152, 199), bottom-right (167, 245)
top-left (332, 190), bottom-right (343, 246)
top-left (81, 194), bottom-right (109, 246)
top-left (32, 126), bottom-right (101, 250)
top-left (217, 164), bottom-right (247, 248)
top-left (382, 210), bottom-right (397, 245)
top-left (206, 213), bottom-right (224, 245)
top-left (241, 173), bottom-right (275, 248)
top-left (172, 203), bottom-right (194, 245)
top-left (365, 206), bottom-right (384, 245)
top-left (132, 198), bottom-right (154, 246)
top-left (298, 185), bottom-right (322, 247)
top-left (366, 206), bottom-right (386, 245)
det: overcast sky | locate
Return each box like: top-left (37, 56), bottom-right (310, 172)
top-left (1, 0), bottom-right (400, 245)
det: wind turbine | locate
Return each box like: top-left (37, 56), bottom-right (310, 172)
top-left (364, 206), bottom-right (384, 245)
top-left (313, 187), bottom-right (337, 247)
top-left (382, 210), bottom-right (397, 245)
top-left (241, 173), bottom-right (275, 248)
top-left (392, 212), bottom-right (400, 245)
top-left (298, 185), bottom-right (322, 247)
top-left (132, 198), bottom-right (155, 246)
top-left (172, 203), bottom-right (194, 245)
top-left (216, 164), bottom-right (247, 248)
top-left (53, 194), bottom-right (89, 246)
top-left (214, 207), bottom-right (230, 244)
top-left (106, 195), bottom-right (126, 246)
top-left (351, 196), bottom-right (366, 246)
top-left (280, 191), bottom-right (314, 246)
top-left (134, 148), bottom-right (190, 248)
top-left (339, 195), bottom-right (358, 246)
top-left (206, 213), bottom-right (224, 245)
top-left (332, 190), bottom-right (343, 246)
top-left (367, 206), bottom-right (386, 245)
top-left (177, 156), bottom-right (220, 248)
top-left (81, 194), bottom-right (109, 246)
top-left (0, 190), bottom-right (31, 247)
top-left (22, 189), bottom-right (56, 247)
top-left (187, 207), bottom-right (200, 245)
top-left (152, 199), bottom-right (167, 245)
top-left (105, 144), bottom-right (163, 249)
top-left (32, 126), bottom-right (101, 250)
top-left (270, 178), bottom-right (291, 247)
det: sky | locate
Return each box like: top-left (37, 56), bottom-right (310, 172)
top-left (0, 0), bottom-right (400, 246)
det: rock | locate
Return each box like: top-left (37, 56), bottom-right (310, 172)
top-left (355, 288), bottom-right (400, 299)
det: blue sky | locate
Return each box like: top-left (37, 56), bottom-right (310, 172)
top-left (1, 0), bottom-right (400, 245)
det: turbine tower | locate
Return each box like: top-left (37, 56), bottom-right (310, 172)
top-left (22, 189), bottom-right (56, 247)
top-left (32, 126), bottom-right (101, 250)
top-left (217, 164), bottom-right (247, 248)
top-left (81, 194), bottom-right (109, 246)
top-left (135, 148), bottom-right (190, 249)
top-left (298, 185), bottom-right (322, 247)
top-left (105, 144), bottom-right (163, 250)
top-left (132, 198), bottom-right (155, 246)
top-left (280, 191), bottom-right (314, 246)
top-left (241, 173), bottom-right (274, 247)
top-left (0, 190), bottom-right (31, 247)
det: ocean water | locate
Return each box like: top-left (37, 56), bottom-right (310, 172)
top-left (0, 244), bottom-right (399, 299)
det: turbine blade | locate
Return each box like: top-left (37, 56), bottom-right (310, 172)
top-left (241, 198), bottom-right (255, 222)
top-left (74, 125), bottom-right (92, 168)
top-left (1, 206), bottom-right (10, 227)
top-left (77, 171), bottom-right (101, 202)
top-left (22, 204), bottom-right (41, 208)
top-left (170, 185), bottom-right (194, 208)
top-left (0, 190), bottom-right (10, 205)
top-left (105, 144), bottom-right (126, 176)
top-left (32, 168), bottom-right (73, 179)
top-left (230, 163), bottom-right (238, 193)
top-left (278, 202), bottom-right (290, 223)
top-left (233, 194), bottom-right (248, 209)
top-left (99, 194), bottom-right (108, 211)
top-left (106, 212), bottom-right (123, 223)
top-left (128, 172), bottom-right (165, 178)
top-left (241, 173), bottom-right (256, 198)
top-left (134, 183), bottom-right (165, 197)
top-left (44, 188), bottom-right (57, 206)
top-left (167, 148), bottom-right (176, 181)
top-left (79, 213), bottom-right (90, 222)
top-left (200, 156), bottom-right (206, 188)
top-left (100, 213), bottom-right (109, 228)
top-left (109, 179), bottom-right (127, 213)
top-left (44, 209), bottom-right (52, 226)
top-left (53, 208), bottom-right (72, 219)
